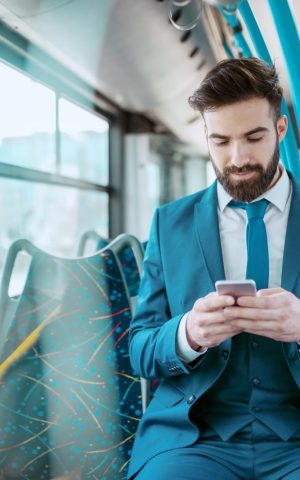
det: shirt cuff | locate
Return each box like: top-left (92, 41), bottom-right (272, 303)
top-left (176, 312), bottom-right (208, 363)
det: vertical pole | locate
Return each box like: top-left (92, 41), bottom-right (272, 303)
top-left (267, 0), bottom-right (300, 132)
top-left (219, 6), bottom-right (253, 57)
top-left (237, 0), bottom-right (300, 178)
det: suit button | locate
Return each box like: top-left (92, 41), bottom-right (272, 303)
top-left (252, 377), bottom-right (261, 386)
top-left (252, 406), bottom-right (261, 413)
top-left (252, 341), bottom-right (259, 350)
top-left (187, 395), bottom-right (196, 404)
top-left (222, 349), bottom-right (229, 359)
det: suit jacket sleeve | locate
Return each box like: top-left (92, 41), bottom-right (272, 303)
top-left (129, 208), bottom-right (194, 379)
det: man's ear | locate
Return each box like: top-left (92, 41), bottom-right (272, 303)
top-left (277, 115), bottom-right (288, 143)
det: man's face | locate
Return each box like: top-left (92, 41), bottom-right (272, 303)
top-left (204, 97), bottom-right (287, 202)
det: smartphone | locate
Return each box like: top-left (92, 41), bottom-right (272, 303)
top-left (215, 280), bottom-right (257, 298)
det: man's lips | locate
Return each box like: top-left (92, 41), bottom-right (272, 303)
top-left (230, 171), bottom-right (257, 178)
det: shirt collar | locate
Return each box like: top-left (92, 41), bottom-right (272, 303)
top-left (217, 164), bottom-right (291, 213)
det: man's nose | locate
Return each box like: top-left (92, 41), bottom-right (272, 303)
top-left (230, 142), bottom-right (250, 167)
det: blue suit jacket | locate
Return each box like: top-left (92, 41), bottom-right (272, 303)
top-left (128, 174), bottom-right (300, 478)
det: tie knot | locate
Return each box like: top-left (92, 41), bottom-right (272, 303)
top-left (229, 199), bottom-right (269, 220)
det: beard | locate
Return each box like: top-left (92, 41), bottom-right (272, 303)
top-left (210, 142), bottom-right (280, 203)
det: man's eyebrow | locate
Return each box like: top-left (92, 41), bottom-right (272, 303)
top-left (209, 127), bottom-right (269, 140)
top-left (244, 127), bottom-right (269, 136)
top-left (209, 133), bottom-right (230, 140)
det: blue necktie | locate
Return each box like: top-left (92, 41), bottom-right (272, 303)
top-left (229, 199), bottom-right (269, 290)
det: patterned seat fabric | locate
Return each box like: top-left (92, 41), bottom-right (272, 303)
top-left (95, 239), bottom-right (147, 299)
top-left (0, 248), bottom-right (142, 479)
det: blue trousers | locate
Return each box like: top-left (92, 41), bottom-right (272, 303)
top-left (134, 420), bottom-right (300, 480)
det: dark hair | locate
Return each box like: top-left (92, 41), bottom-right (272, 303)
top-left (188, 57), bottom-right (283, 121)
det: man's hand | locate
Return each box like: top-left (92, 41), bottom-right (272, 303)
top-left (186, 292), bottom-right (243, 351)
top-left (224, 287), bottom-right (300, 342)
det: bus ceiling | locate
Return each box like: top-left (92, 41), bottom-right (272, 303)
top-left (0, 0), bottom-right (299, 155)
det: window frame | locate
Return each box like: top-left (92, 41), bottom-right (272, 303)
top-left (0, 20), bottom-right (125, 236)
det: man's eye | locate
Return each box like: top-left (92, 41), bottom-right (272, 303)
top-left (248, 137), bottom-right (263, 142)
top-left (214, 140), bottom-right (228, 146)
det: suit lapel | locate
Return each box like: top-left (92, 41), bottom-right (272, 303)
top-left (281, 175), bottom-right (300, 292)
top-left (194, 181), bottom-right (225, 291)
top-left (192, 172), bottom-right (300, 293)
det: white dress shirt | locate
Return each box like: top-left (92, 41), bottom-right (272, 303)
top-left (176, 165), bottom-right (292, 363)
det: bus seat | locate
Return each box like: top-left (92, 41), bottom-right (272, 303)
top-left (77, 231), bottom-right (154, 413)
top-left (0, 239), bottom-right (142, 479)
top-left (77, 230), bottom-right (109, 257)
top-left (104, 235), bottom-right (158, 413)
top-left (78, 231), bottom-right (147, 299)
top-left (103, 234), bottom-right (152, 413)
top-left (103, 234), bottom-right (144, 311)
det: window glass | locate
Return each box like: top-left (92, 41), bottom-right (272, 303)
top-left (59, 98), bottom-right (109, 184)
top-left (0, 62), bottom-right (56, 172)
top-left (0, 178), bottom-right (109, 295)
top-left (0, 61), bottom-right (110, 297)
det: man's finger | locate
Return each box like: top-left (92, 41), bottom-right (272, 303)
top-left (195, 293), bottom-right (235, 312)
top-left (224, 306), bottom-right (278, 321)
top-left (197, 309), bottom-right (243, 325)
top-left (257, 287), bottom-right (285, 296)
top-left (194, 325), bottom-right (243, 346)
top-left (236, 291), bottom-right (286, 308)
top-left (226, 318), bottom-right (278, 332)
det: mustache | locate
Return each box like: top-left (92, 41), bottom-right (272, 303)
top-left (224, 164), bottom-right (263, 175)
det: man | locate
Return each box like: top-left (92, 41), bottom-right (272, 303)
top-left (128, 58), bottom-right (300, 480)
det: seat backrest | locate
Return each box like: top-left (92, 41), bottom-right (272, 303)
top-left (77, 231), bottom-right (153, 413)
top-left (77, 230), bottom-right (109, 257)
top-left (102, 234), bottom-right (154, 413)
top-left (78, 230), bottom-right (145, 300)
top-left (104, 234), bottom-right (144, 310)
top-left (0, 239), bottom-right (142, 479)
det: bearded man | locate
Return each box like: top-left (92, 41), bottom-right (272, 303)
top-left (128, 58), bottom-right (300, 480)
